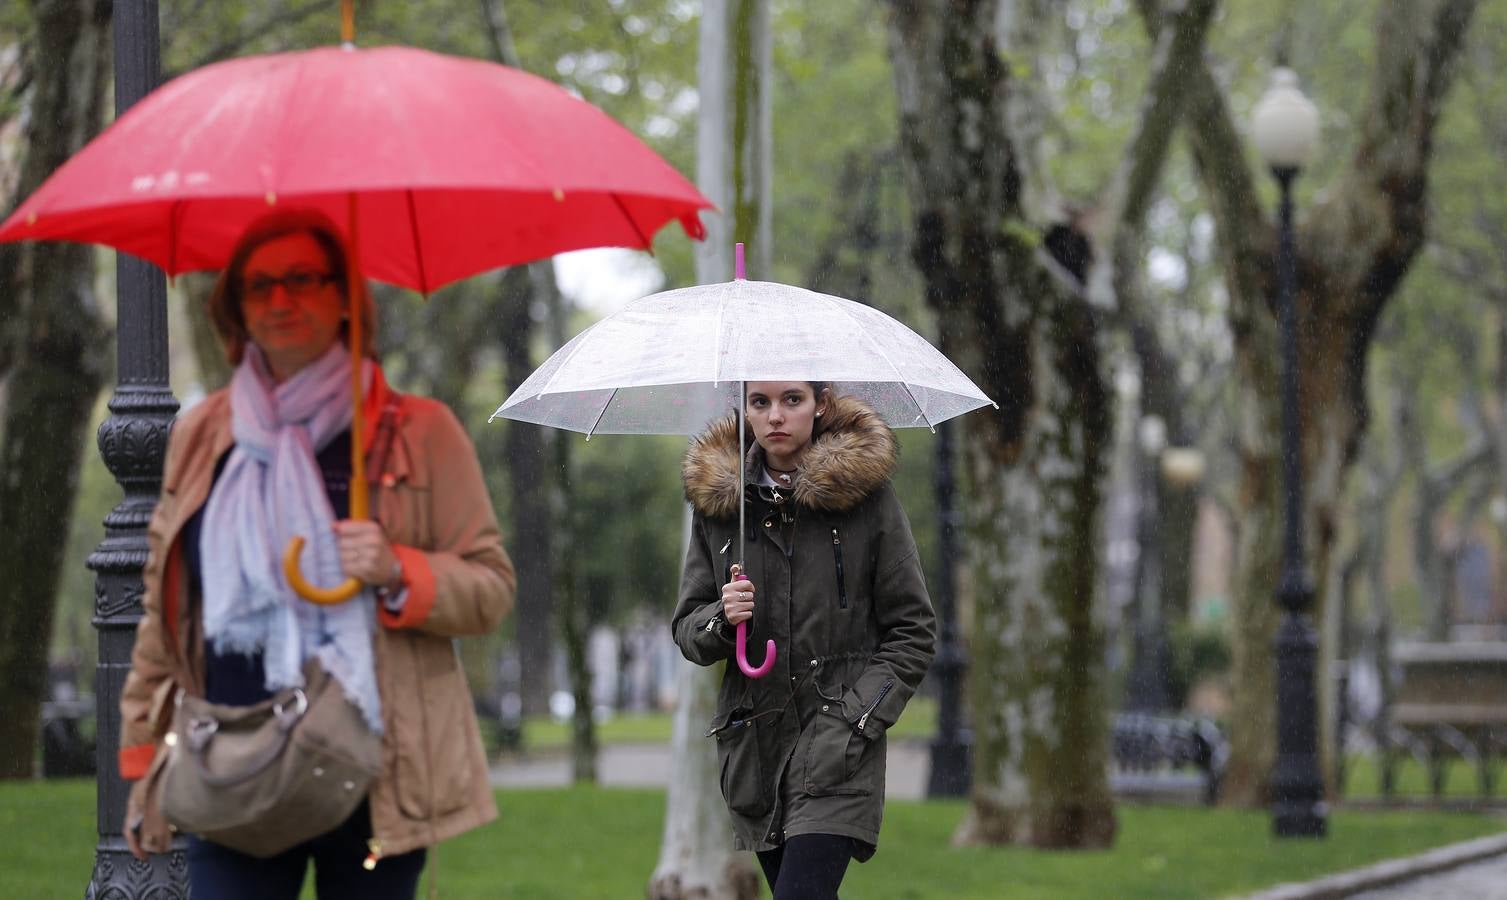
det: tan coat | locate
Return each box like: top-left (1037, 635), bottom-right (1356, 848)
top-left (120, 371), bottom-right (515, 860)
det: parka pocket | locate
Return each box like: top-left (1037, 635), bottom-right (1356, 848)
top-left (803, 705), bottom-right (872, 797)
top-left (710, 711), bottom-right (773, 817)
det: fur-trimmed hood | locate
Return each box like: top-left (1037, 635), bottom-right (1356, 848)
top-left (683, 394), bottom-right (898, 518)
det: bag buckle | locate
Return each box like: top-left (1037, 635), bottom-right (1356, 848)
top-left (186, 716), bottom-right (219, 752)
top-left (273, 689), bottom-right (308, 730)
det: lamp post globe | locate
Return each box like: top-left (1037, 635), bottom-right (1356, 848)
top-left (1252, 68), bottom-right (1321, 171)
top-left (1252, 66), bottom-right (1328, 839)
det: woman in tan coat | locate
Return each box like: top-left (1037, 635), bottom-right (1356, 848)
top-left (673, 381), bottom-right (936, 899)
top-left (118, 208), bottom-right (515, 899)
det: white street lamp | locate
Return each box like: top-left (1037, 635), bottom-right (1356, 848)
top-left (1252, 68), bottom-right (1321, 172)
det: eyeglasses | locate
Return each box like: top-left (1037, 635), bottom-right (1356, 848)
top-left (243, 270), bottom-right (335, 304)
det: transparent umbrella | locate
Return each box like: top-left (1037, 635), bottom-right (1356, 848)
top-left (491, 246), bottom-right (994, 676)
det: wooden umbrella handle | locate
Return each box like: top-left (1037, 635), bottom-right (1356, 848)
top-left (283, 537), bottom-right (363, 605)
top-left (285, 192), bottom-right (366, 607)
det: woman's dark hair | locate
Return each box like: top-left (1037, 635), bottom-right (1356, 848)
top-left (206, 207), bottom-right (377, 366)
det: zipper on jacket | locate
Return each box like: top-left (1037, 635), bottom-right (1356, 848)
top-left (831, 528), bottom-right (847, 609)
top-left (855, 679), bottom-right (894, 734)
top-left (363, 838), bottom-right (383, 870)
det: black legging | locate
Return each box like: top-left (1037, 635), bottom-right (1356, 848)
top-left (756, 833), bottom-right (856, 900)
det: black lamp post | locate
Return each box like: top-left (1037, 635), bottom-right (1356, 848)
top-left (1124, 415), bottom-right (1173, 713)
top-left (1252, 67), bottom-right (1328, 839)
top-left (927, 418), bottom-right (971, 796)
top-left (85, 2), bottom-right (189, 896)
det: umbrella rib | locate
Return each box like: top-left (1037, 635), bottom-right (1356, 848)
top-left (610, 193), bottom-right (652, 249)
top-left (532, 322), bottom-right (598, 399)
top-left (405, 189), bottom-right (430, 295)
top-left (818, 293), bottom-right (934, 429)
top-left (711, 279), bottom-right (729, 386)
top-left (585, 387), bottom-right (617, 439)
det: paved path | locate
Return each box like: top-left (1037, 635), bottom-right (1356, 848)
top-left (492, 739), bottom-right (931, 799)
top-left (1348, 854), bottom-right (1507, 899)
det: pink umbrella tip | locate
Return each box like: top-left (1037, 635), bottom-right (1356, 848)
top-left (734, 242), bottom-right (745, 280)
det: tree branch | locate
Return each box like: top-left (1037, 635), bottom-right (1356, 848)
top-left (167, 0), bottom-right (329, 78)
top-left (1134, 0), bottom-right (1270, 325)
top-left (479, 0), bottom-right (522, 67)
top-left (1311, 0), bottom-right (1480, 319)
top-left (1112, 0), bottom-right (1219, 236)
top-left (1089, 0), bottom-right (1219, 310)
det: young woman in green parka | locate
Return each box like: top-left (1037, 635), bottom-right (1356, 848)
top-left (672, 381), bottom-right (936, 899)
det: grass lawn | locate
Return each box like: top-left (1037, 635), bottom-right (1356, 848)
top-left (5, 780), bottom-right (1504, 898)
top-left (511, 696), bottom-right (938, 753)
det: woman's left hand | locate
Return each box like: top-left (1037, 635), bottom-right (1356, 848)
top-left (333, 520), bottom-right (402, 588)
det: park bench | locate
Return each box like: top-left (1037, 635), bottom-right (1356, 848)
top-left (1382, 641), bottom-right (1507, 800)
top-left (1110, 713), bottom-right (1227, 805)
top-left (39, 695), bottom-right (95, 778)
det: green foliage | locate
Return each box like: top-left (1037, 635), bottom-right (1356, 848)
top-left (3, 780), bottom-right (1502, 898)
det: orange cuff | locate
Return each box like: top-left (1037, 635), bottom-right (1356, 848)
top-left (120, 743), bottom-right (156, 781)
top-left (380, 545), bottom-right (436, 629)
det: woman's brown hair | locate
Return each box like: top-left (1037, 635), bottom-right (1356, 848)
top-left (206, 207), bottom-right (377, 366)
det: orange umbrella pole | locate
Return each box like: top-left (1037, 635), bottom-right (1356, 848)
top-left (341, 0), bottom-right (356, 45)
top-left (284, 192), bottom-right (366, 605)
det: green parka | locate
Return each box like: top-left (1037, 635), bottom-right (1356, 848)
top-left (671, 395), bottom-right (936, 857)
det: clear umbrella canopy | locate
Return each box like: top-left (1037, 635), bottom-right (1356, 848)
top-left (491, 278), bottom-right (993, 434)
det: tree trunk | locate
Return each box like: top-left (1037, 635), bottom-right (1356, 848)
top-left (651, 0), bottom-right (768, 893)
top-left (537, 263), bottom-right (595, 784)
top-left (1167, 0), bottom-right (1480, 805)
top-left (480, 0), bottom-right (572, 734)
top-left (884, 0), bottom-right (1215, 847)
top-left (497, 265), bottom-right (557, 717)
top-left (0, 0), bottom-right (111, 780)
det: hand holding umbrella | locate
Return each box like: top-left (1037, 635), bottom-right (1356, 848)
top-left (724, 564), bottom-right (776, 679)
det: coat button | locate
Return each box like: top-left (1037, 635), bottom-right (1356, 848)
top-left (822, 705), bottom-right (829, 712)
top-left (764, 520), bottom-right (773, 528)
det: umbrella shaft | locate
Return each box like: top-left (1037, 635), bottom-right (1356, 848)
top-left (348, 193), bottom-right (367, 520)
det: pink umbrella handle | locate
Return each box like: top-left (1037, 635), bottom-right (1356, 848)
top-left (731, 569), bottom-right (775, 678)
top-left (735, 242), bottom-right (746, 280)
top-left (735, 621), bottom-right (777, 679)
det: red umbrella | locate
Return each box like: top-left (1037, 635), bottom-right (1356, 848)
top-left (1, 32), bottom-right (711, 604)
top-left (0, 44), bottom-right (709, 291)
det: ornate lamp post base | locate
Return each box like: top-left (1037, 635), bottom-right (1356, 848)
top-left (1272, 605), bottom-right (1328, 837)
top-left (85, 841), bottom-right (190, 900)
